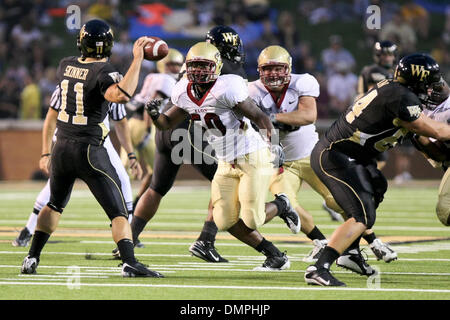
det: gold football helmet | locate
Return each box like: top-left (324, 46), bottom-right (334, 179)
top-left (156, 48), bottom-right (184, 75)
top-left (257, 45), bottom-right (292, 88)
top-left (185, 42), bottom-right (223, 83)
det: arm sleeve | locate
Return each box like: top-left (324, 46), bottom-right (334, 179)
top-left (224, 75), bottom-right (248, 107)
top-left (109, 103), bottom-right (127, 121)
top-left (98, 64), bottom-right (122, 95)
top-left (397, 92), bottom-right (423, 122)
top-left (49, 85), bottom-right (61, 111)
top-left (296, 74), bottom-right (320, 97)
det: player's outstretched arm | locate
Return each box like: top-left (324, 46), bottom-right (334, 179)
top-left (104, 37), bottom-right (152, 103)
top-left (275, 96), bottom-right (317, 126)
top-left (145, 99), bottom-right (189, 130)
top-left (39, 108), bottom-right (58, 174)
top-left (398, 113), bottom-right (450, 141)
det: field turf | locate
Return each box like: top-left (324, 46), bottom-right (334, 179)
top-left (0, 181), bottom-right (449, 304)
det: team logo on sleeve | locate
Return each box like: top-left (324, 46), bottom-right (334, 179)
top-left (406, 105), bottom-right (421, 118)
top-left (108, 72), bottom-right (123, 83)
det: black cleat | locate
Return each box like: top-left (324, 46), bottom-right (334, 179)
top-left (12, 228), bottom-right (32, 247)
top-left (121, 261), bottom-right (164, 278)
top-left (189, 240), bottom-right (228, 263)
top-left (276, 193), bottom-right (301, 234)
top-left (336, 248), bottom-right (377, 276)
top-left (304, 265), bottom-right (346, 286)
top-left (253, 252), bottom-right (290, 271)
top-left (135, 239), bottom-right (145, 248)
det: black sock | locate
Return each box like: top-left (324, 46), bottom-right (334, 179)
top-left (255, 238), bottom-right (283, 257)
top-left (197, 221), bottom-right (218, 242)
top-left (270, 196), bottom-right (287, 216)
top-left (130, 216), bottom-right (147, 245)
top-left (117, 238), bottom-right (136, 264)
top-left (347, 235), bottom-right (363, 252)
top-left (315, 246), bottom-right (340, 270)
top-left (132, 196), bottom-right (141, 211)
top-left (363, 232), bottom-right (376, 245)
top-left (28, 230), bottom-right (50, 258)
top-left (306, 226), bottom-right (326, 241)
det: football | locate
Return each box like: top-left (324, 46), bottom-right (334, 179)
top-left (143, 36), bottom-right (169, 61)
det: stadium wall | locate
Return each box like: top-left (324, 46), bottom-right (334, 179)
top-left (0, 120), bottom-right (444, 181)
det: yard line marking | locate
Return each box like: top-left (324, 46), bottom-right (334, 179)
top-left (0, 281), bottom-right (449, 293)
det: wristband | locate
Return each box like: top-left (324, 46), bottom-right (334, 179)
top-left (41, 153), bottom-right (51, 158)
top-left (128, 152), bottom-right (137, 160)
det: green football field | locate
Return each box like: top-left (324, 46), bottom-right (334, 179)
top-left (0, 180), bottom-right (449, 302)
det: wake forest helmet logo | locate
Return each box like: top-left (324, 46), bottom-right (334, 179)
top-left (221, 32), bottom-right (239, 46)
top-left (411, 64), bottom-right (430, 81)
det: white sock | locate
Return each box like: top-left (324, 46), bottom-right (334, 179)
top-left (25, 212), bottom-right (38, 235)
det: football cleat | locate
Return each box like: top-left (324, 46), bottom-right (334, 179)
top-left (12, 227), bottom-right (32, 247)
top-left (253, 252), bottom-right (290, 271)
top-left (336, 248), bottom-right (377, 276)
top-left (121, 261), bottom-right (164, 278)
top-left (304, 265), bottom-right (346, 286)
top-left (189, 240), bottom-right (228, 263)
top-left (303, 239), bottom-right (328, 263)
top-left (112, 247), bottom-right (120, 259)
top-left (276, 193), bottom-right (301, 234)
top-left (369, 238), bottom-right (398, 262)
top-left (322, 202), bottom-right (344, 222)
top-left (135, 239), bottom-right (145, 248)
top-left (21, 255), bottom-right (39, 274)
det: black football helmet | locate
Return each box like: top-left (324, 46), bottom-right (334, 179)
top-left (77, 19), bottom-right (114, 59)
top-left (394, 53), bottom-right (441, 95)
top-left (373, 40), bottom-right (397, 67)
top-left (205, 25), bottom-right (245, 64)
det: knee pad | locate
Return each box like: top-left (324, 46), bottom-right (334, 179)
top-left (436, 197), bottom-right (450, 226)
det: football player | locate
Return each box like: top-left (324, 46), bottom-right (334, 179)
top-left (358, 41), bottom-right (397, 95)
top-left (21, 19), bottom-right (163, 278)
top-left (13, 87), bottom-right (138, 248)
top-left (145, 41), bottom-right (301, 270)
top-left (412, 78), bottom-right (450, 226)
top-left (125, 26), bottom-right (287, 264)
top-left (304, 53), bottom-right (450, 286)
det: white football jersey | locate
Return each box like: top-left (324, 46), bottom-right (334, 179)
top-left (171, 74), bottom-right (267, 162)
top-left (134, 73), bottom-right (176, 104)
top-left (248, 73), bottom-right (320, 161)
top-left (423, 96), bottom-right (450, 149)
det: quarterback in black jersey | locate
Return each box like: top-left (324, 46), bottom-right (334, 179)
top-left (304, 54), bottom-right (450, 286)
top-left (21, 20), bottom-right (163, 278)
top-left (127, 26), bottom-right (248, 264)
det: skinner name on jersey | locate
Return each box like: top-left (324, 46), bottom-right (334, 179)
top-left (63, 65), bottom-right (89, 80)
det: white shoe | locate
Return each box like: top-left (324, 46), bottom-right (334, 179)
top-left (322, 202), bottom-right (344, 222)
top-left (369, 239), bottom-right (398, 262)
top-left (303, 239), bottom-right (328, 263)
top-left (21, 255), bottom-right (39, 274)
top-left (336, 249), bottom-right (377, 276)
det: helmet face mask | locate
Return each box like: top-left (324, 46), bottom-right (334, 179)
top-left (185, 42), bottom-right (223, 84)
top-left (259, 63), bottom-right (291, 89)
top-left (186, 60), bottom-right (218, 83)
top-left (78, 19), bottom-right (114, 59)
top-left (257, 45), bottom-right (292, 90)
top-left (421, 78), bottom-right (449, 110)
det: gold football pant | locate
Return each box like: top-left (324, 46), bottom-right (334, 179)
top-left (437, 167), bottom-right (450, 226)
top-left (269, 156), bottom-right (344, 217)
top-left (120, 117), bottom-right (156, 174)
top-left (211, 148), bottom-right (276, 231)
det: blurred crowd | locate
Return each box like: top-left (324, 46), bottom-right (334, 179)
top-left (0, 0), bottom-right (449, 120)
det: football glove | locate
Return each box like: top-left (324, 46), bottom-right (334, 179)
top-left (269, 113), bottom-right (300, 132)
top-left (145, 99), bottom-right (162, 121)
top-left (270, 144), bottom-right (285, 168)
